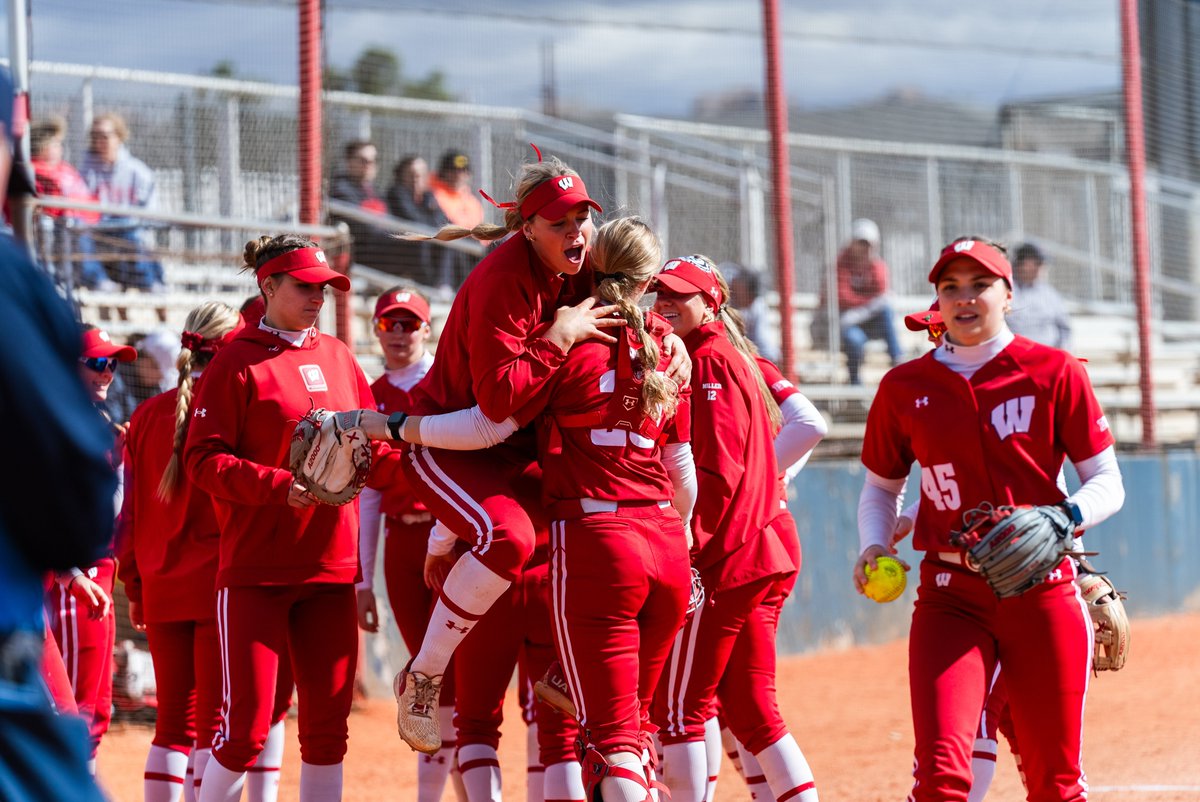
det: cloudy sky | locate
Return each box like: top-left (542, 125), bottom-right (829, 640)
top-left (14, 0), bottom-right (1121, 116)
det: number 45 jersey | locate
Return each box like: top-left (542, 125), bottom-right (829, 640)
top-left (860, 334), bottom-right (1113, 552)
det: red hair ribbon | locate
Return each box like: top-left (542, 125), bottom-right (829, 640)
top-left (477, 143), bottom-right (547, 211)
top-left (180, 331), bottom-right (206, 351)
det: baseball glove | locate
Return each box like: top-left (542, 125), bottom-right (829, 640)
top-left (289, 408), bottom-right (372, 506)
top-left (1076, 571), bottom-right (1130, 672)
top-left (950, 503), bottom-right (1076, 599)
top-left (687, 567), bottom-right (706, 614)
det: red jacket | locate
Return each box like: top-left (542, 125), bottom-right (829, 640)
top-left (116, 388), bottom-right (219, 623)
top-left (184, 326), bottom-right (382, 588)
top-left (407, 232), bottom-right (589, 421)
top-left (685, 321), bottom-right (793, 588)
top-left (836, 250), bottom-right (889, 310)
top-left (32, 159), bottom-right (101, 223)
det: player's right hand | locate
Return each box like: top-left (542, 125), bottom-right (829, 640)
top-left (356, 588), bottom-right (379, 632)
top-left (128, 600), bottom-right (146, 632)
top-left (545, 296), bottom-right (624, 352)
top-left (69, 575), bottom-right (112, 620)
top-left (853, 544), bottom-right (909, 595)
top-left (287, 480), bottom-right (318, 509)
top-left (424, 551), bottom-right (457, 594)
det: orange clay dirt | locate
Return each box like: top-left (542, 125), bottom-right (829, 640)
top-left (97, 611), bottom-right (1199, 801)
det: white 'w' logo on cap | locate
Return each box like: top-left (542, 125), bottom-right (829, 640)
top-left (315, 250), bottom-right (328, 263)
top-left (557, 177), bottom-right (574, 190)
top-left (953, 240), bottom-right (975, 253)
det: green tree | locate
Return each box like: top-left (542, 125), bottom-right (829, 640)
top-left (405, 69), bottom-right (453, 101)
top-left (323, 65), bottom-right (353, 92)
top-left (352, 46), bottom-right (402, 96)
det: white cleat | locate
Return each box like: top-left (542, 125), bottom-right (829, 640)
top-left (394, 669), bottom-right (443, 754)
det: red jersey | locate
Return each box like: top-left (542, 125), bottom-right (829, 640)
top-left (686, 321), bottom-right (792, 588)
top-left (407, 232), bottom-right (589, 421)
top-left (184, 327), bottom-right (377, 588)
top-left (370, 375), bottom-right (426, 519)
top-left (115, 388), bottom-right (219, 623)
top-left (522, 312), bottom-right (689, 512)
top-left (32, 159), bottom-right (101, 223)
top-left (861, 335), bottom-right (1114, 552)
top-left (755, 356), bottom-right (800, 406)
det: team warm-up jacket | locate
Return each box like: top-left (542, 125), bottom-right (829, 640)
top-left (184, 326), bottom-right (389, 588)
top-left (370, 376), bottom-right (427, 520)
top-left (685, 321), bottom-right (792, 588)
top-left (116, 388), bottom-right (219, 623)
top-left (406, 232), bottom-right (589, 421)
top-left (861, 334), bottom-right (1114, 551)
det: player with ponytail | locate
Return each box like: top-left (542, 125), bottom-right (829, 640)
top-left (651, 255), bottom-right (820, 802)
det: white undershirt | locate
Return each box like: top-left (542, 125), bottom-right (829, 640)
top-left (258, 319), bottom-right (314, 347)
top-left (933, 327), bottom-right (1015, 380)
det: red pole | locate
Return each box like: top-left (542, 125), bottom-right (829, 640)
top-left (762, 0), bottom-right (796, 381)
top-left (298, 1), bottom-right (351, 346)
top-left (1119, 0), bottom-right (1156, 449)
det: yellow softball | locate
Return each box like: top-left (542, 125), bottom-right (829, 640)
top-left (863, 555), bottom-right (907, 603)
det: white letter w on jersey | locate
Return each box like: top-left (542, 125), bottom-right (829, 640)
top-left (991, 395), bottom-right (1035, 440)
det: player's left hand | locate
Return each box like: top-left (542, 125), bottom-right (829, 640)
top-left (891, 515), bottom-right (914, 547)
top-left (128, 600), bottom-right (146, 632)
top-left (356, 588), bottom-right (379, 632)
top-left (663, 333), bottom-right (692, 389)
top-left (853, 544), bottom-right (910, 594)
top-left (68, 574), bottom-right (112, 620)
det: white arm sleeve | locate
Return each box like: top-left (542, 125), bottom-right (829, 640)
top-left (662, 442), bottom-right (697, 528)
top-left (427, 520), bottom-right (458, 556)
top-left (900, 499), bottom-right (919, 523)
top-left (776, 393), bottom-right (828, 482)
top-left (858, 470), bottom-right (907, 554)
top-left (1067, 446), bottom-right (1124, 529)
top-left (356, 487), bottom-right (383, 591)
top-left (417, 405), bottom-right (519, 451)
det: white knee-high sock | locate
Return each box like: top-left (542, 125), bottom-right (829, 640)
top-left (298, 761), bottom-right (342, 802)
top-left (192, 747), bottom-right (212, 801)
top-left (183, 749), bottom-right (197, 802)
top-left (198, 758), bottom-right (246, 802)
top-left (144, 744), bottom-right (189, 802)
top-left (967, 740), bottom-right (998, 802)
top-left (662, 741), bottom-right (707, 802)
top-left (458, 744), bottom-right (502, 802)
top-left (754, 734), bottom-right (818, 801)
top-left (702, 717), bottom-right (722, 802)
top-left (600, 751), bottom-right (651, 802)
top-left (720, 724), bottom-right (744, 781)
top-left (544, 760), bottom-right (584, 801)
top-left (737, 741), bottom-right (771, 800)
top-left (412, 554), bottom-right (511, 677)
top-left (247, 719), bottom-right (285, 802)
top-left (526, 721), bottom-right (545, 802)
top-left (417, 706), bottom-right (458, 802)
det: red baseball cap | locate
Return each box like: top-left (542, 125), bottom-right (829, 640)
top-left (256, 247), bottom-right (351, 292)
top-left (904, 300), bottom-right (943, 332)
top-left (518, 174), bottom-right (602, 221)
top-left (653, 255), bottom-right (724, 311)
top-left (81, 328), bottom-right (137, 361)
top-left (928, 239), bottom-right (1013, 285)
top-left (374, 288), bottom-right (431, 323)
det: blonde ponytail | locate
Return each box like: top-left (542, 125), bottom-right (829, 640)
top-left (157, 301), bottom-right (242, 501)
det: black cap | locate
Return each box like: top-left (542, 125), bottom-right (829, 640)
top-left (438, 150), bottom-right (470, 174)
top-left (1014, 242), bottom-right (1045, 265)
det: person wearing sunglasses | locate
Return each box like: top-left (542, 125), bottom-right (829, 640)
top-left (356, 286), bottom-right (466, 801)
top-left (45, 325), bottom-right (136, 771)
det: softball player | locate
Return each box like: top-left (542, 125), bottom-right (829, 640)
top-left (382, 154), bottom-right (682, 754)
top-left (45, 326), bottom-right (136, 769)
top-left (184, 235), bottom-right (384, 802)
top-left (650, 256), bottom-right (819, 802)
top-left (855, 237), bottom-right (1125, 801)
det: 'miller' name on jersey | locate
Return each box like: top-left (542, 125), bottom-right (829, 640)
top-left (991, 395), bottom-right (1036, 440)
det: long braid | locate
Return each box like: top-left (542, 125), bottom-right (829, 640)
top-left (157, 301), bottom-right (242, 501)
top-left (591, 217), bottom-right (677, 418)
top-left (709, 262), bottom-right (784, 430)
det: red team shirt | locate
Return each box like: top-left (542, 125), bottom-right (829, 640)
top-left (185, 326), bottom-right (384, 588)
top-left (518, 312), bottom-right (689, 510)
top-left (861, 335), bottom-right (1114, 551)
top-left (369, 376), bottom-right (427, 520)
top-left (406, 232), bottom-right (589, 421)
top-left (116, 388), bottom-right (220, 623)
top-left (685, 321), bottom-right (792, 588)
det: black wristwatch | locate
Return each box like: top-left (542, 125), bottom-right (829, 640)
top-left (1060, 500), bottom-right (1083, 527)
top-left (386, 411), bottom-right (408, 441)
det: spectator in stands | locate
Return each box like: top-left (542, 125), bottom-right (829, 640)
top-left (330, 140), bottom-right (397, 273)
top-left (721, 261), bottom-right (780, 362)
top-left (80, 112), bottom-right (165, 292)
top-left (832, 218), bottom-right (901, 384)
top-left (1007, 241), bottom-right (1071, 350)
top-left (29, 116), bottom-right (112, 290)
top-left (430, 150), bottom-right (484, 231)
top-left (385, 155), bottom-right (453, 288)
top-left (105, 329), bottom-right (180, 422)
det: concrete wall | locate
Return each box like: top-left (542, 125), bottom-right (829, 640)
top-left (777, 451), bottom-right (1200, 655)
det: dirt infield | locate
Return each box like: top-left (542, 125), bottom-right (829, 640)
top-left (97, 611), bottom-right (1199, 801)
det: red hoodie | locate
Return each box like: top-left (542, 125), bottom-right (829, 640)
top-left (184, 326), bottom-right (379, 588)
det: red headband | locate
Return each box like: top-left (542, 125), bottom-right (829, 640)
top-left (255, 247), bottom-right (351, 291)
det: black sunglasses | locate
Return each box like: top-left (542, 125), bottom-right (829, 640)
top-left (80, 356), bottom-right (120, 373)
top-left (375, 318), bottom-right (424, 334)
